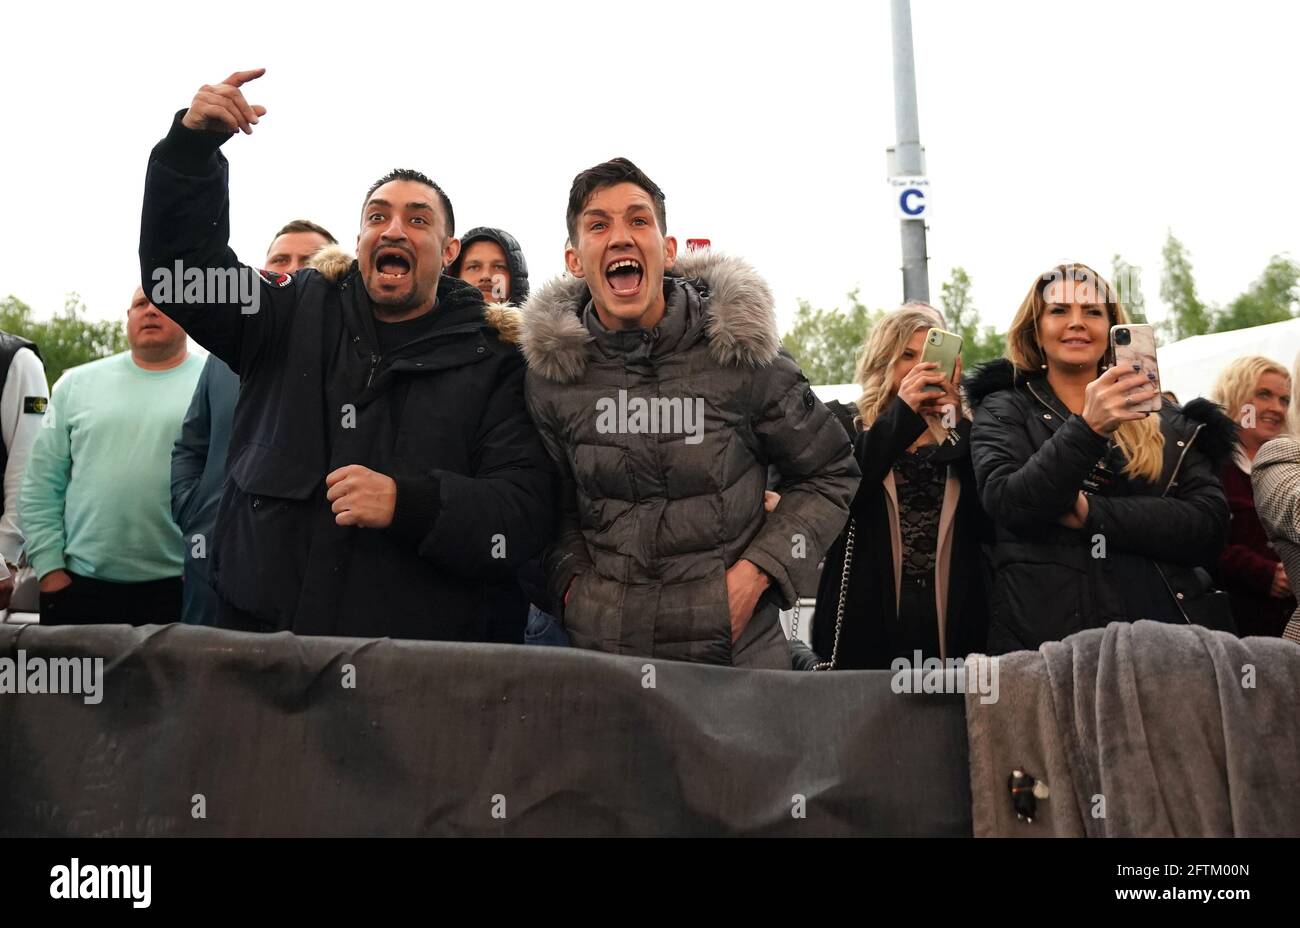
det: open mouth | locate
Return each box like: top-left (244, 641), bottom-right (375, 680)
top-left (605, 257), bottom-right (643, 297)
top-left (375, 247), bottom-right (412, 280)
top-left (1061, 338), bottom-right (1091, 346)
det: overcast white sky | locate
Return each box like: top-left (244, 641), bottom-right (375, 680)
top-left (2, 0), bottom-right (1297, 338)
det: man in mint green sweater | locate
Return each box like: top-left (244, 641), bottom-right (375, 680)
top-left (20, 287), bottom-right (203, 624)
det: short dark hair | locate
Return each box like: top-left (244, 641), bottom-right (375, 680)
top-left (363, 169), bottom-right (455, 237)
top-left (269, 219), bottom-right (337, 247)
top-left (566, 157), bottom-right (666, 244)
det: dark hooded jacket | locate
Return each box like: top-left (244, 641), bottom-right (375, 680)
top-left (521, 250), bottom-right (860, 666)
top-left (447, 227), bottom-right (530, 306)
top-left (170, 247), bottom-right (361, 630)
top-left (139, 112), bottom-right (555, 641)
top-left (446, 227), bottom-right (549, 617)
top-left (966, 358), bottom-right (1235, 654)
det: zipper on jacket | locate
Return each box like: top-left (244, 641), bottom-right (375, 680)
top-left (1161, 422), bottom-right (1204, 496)
top-left (1026, 380), bottom-right (1070, 421)
top-left (1030, 378), bottom-right (1203, 493)
top-left (1152, 421), bottom-right (1211, 623)
top-left (360, 321), bottom-right (490, 391)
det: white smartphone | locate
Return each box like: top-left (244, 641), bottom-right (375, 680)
top-left (1109, 324), bottom-right (1162, 413)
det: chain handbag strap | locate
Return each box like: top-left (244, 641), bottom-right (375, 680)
top-left (788, 519), bottom-right (856, 671)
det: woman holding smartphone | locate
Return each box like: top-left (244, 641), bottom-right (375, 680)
top-left (966, 264), bottom-right (1235, 654)
top-left (809, 304), bottom-right (990, 669)
top-left (1209, 357), bottom-right (1295, 636)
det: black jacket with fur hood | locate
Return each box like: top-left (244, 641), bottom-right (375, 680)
top-left (521, 251), bottom-right (860, 667)
top-left (965, 358), bottom-right (1235, 654)
top-left (139, 111), bottom-right (555, 641)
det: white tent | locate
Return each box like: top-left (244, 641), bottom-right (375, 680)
top-left (1157, 318), bottom-right (1300, 405)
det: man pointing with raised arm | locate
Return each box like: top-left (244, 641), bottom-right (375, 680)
top-left (139, 69), bottom-right (555, 641)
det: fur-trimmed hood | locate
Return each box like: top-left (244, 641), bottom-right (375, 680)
top-left (963, 358), bottom-right (1238, 468)
top-left (304, 243), bottom-right (356, 283)
top-left (304, 244), bottom-right (521, 345)
top-left (519, 249), bottom-right (781, 384)
top-left (1178, 397), bottom-right (1239, 470)
top-left (963, 357), bottom-right (1033, 407)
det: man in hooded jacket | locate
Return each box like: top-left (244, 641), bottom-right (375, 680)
top-left (447, 227), bottom-right (530, 307)
top-left (443, 224), bottom-right (567, 645)
top-left (139, 68), bottom-right (555, 641)
top-left (171, 219), bottom-right (338, 628)
top-left (522, 157), bottom-right (859, 668)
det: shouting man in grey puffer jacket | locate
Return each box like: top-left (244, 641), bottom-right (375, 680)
top-left (521, 158), bottom-right (860, 668)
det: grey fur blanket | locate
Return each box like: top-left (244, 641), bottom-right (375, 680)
top-left (965, 620), bottom-right (1300, 836)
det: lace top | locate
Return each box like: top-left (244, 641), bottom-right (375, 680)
top-left (894, 444), bottom-right (945, 579)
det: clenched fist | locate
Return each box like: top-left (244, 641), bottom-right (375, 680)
top-left (325, 465), bottom-right (397, 528)
top-left (182, 68), bottom-right (268, 135)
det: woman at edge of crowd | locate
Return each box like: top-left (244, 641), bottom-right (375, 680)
top-left (1249, 350), bottom-right (1300, 644)
top-left (964, 263), bottom-right (1236, 654)
top-left (808, 303), bottom-right (991, 669)
top-left (1209, 356), bottom-right (1295, 636)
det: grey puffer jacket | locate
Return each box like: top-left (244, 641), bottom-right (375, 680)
top-left (521, 250), bottom-right (860, 665)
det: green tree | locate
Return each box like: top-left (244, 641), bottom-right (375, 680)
top-left (0, 294), bottom-right (129, 388)
top-left (939, 266), bottom-right (1004, 367)
top-left (1213, 255), bottom-right (1300, 333)
top-left (941, 267), bottom-right (977, 337)
top-left (1159, 231), bottom-right (1212, 340)
top-left (1111, 255), bottom-right (1148, 324)
top-left (782, 289), bottom-right (879, 384)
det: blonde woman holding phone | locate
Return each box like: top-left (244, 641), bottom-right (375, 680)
top-left (966, 264), bottom-right (1236, 653)
top-left (809, 303), bottom-right (991, 670)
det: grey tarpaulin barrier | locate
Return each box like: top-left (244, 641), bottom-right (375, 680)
top-left (0, 623), bottom-right (971, 836)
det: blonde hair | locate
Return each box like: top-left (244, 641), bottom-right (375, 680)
top-left (1211, 356), bottom-right (1290, 436)
top-left (1006, 263), bottom-right (1164, 483)
top-left (853, 302), bottom-right (957, 443)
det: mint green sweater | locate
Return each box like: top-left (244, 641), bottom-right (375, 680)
top-left (21, 351), bottom-right (204, 582)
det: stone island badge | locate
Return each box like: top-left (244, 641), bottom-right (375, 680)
top-left (257, 269), bottom-right (293, 288)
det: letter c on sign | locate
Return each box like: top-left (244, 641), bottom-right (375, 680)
top-left (900, 188), bottom-right (926, 216)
